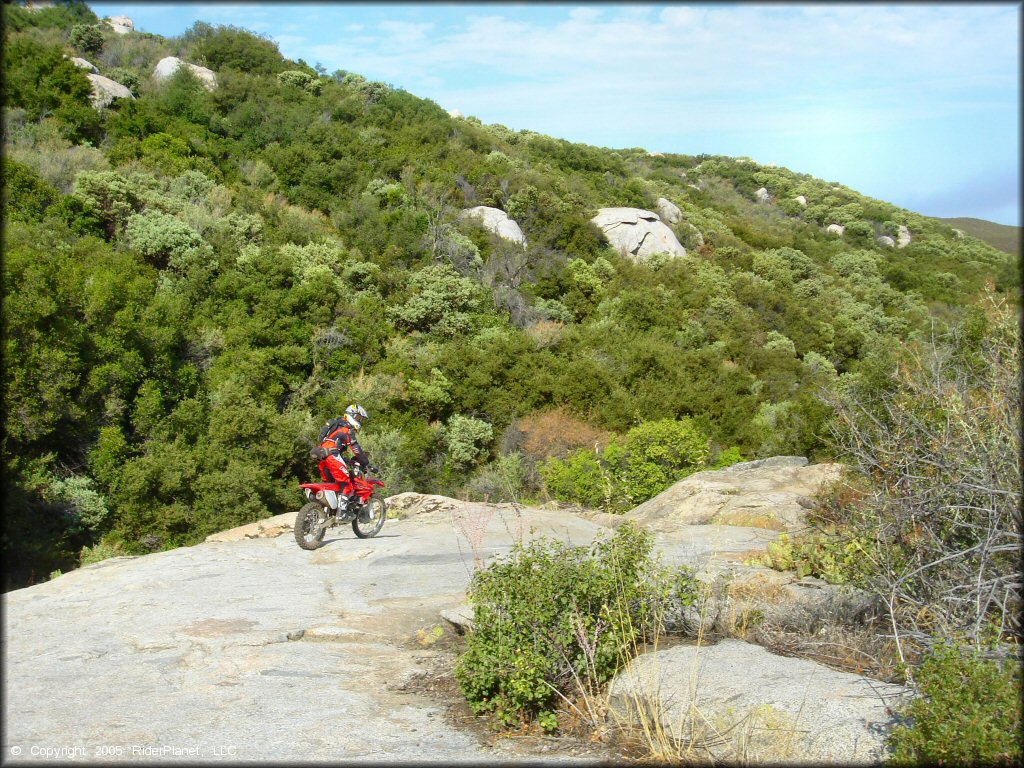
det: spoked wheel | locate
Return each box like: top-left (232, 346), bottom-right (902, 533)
top-left (294, 502), bottom-right (329, 550)
top-left (352, 494), bottom-right (386, 539)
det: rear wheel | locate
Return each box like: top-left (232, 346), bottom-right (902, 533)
top-left (294, 502), bottom-right (328, 550)
top-left (352, 494), bottom-right (386, 538)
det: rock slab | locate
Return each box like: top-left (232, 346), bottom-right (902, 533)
top-left (608, 639), bottom-right (911, 763)
top-left (590, 207), bottom-right (687, 262)
top-left (3, 502), bottom-right (611, 762)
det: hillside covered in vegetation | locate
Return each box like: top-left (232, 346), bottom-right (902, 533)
top-left (2, 1), bottom-right (1018, 588)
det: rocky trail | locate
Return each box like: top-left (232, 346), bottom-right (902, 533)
top-left (3, 458), bottom-right (910, 763)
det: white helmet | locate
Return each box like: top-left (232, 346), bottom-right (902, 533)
top-left (344, 403), bottom-right (368, 431)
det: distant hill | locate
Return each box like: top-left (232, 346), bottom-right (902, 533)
top-left (937, 217), bottom-right (1020, 257)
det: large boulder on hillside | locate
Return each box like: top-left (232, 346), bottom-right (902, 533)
top-left (825, 223), bottom-right (845, 237)
top-left (877, 235), bottom-right (896, 248)
top-left (794, 195), bottom-right (808, 207)
top-left (755, 187), bottom-right (771, 203)
top-left (591, 207), bottom-right (687, 262)
top-left (153, 56), bottom-right (218, 91)
top-left (626, 457), bottom-right (844, 532)
top-left (896, 224), bottom-right (912, 248)
top-left (608, 639), bottom-right (911, 764)
top-left (655, 197), bottom-right (682, 225)
top-left (86, 73), bottom-right (134, 109)
top-left (70, 57), bottom-right (98, 73)
top-left (105, 15), bottom-right (134, 35)
top-left (459, 206), bottom-right (526, 247)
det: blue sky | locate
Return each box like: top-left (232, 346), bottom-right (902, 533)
top-left (89, 2), bottom-right (1021, 225)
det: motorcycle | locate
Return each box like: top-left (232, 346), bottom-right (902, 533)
top-left (293, 460), bottom-right (387, 549)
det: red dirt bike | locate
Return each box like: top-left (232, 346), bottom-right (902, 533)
top-left (293, 460), bottom-right (387, 549)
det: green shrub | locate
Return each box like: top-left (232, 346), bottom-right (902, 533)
top-left (2, 37), bottom-right (96, 141)
top-left (455, 522), bottom-right (699, 731)
top-left (183, 21), bottom-right (286, 75)
top-left (710, 445), bottom-right (745, 469)
top-left (888, 643), bottom-right (1021, 765)
top-left (277, 69), bottom-right (322, 95)
top-left (443, 414), bottom-right (494, 470)
top-left (124, 210), bottom-right (204, 267)
top-left (105, 67), bottom-right (140, 95)
top-left (540, 448), bottom-right (610, 508)
top-left (49, 475), bottom-right (111, 534)
top-left (69, 24), bottom-right (104, 56)
top-left (79, 536), bottom-right (129, 567)
top-left (391, 264), bottom-right (485, 337)
top-left (3, 159), bottom-right (60, 221)
top-left (615, 418), bottom-right (710, 505)
top-left (465, 452), bottom-right (529, 502)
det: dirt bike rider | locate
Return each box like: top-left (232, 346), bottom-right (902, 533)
top-left (319, 404), bottom-right (378, 513)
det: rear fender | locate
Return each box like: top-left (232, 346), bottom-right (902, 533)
top-left (300, 482), bottom-right (343, 492)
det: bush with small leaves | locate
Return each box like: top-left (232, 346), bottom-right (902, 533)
top-left (104, 67), bottom-right (140, 95)
top-left (124, 210), bottom-right (205, 267)
top-left (888, 643), bottom-right (1021, 765)
top-left (70, 24), bottom-right (105, 57)
top-left (391, 264), bottom-right (485, 337)
top-left (277, 69), bottom-right (323, 95)
top-left (456, 522), bottom-right (700, 732)
top-left (443, 414), bottom-right (494, 470)
top-left (49, 475), bottom-right (111, 534)
top-left (539, 448), bottom-right (609, 508)
top-left (615, 418), bottom-right (710, 506)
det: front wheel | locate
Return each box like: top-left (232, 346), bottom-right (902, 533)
top-left (294, 502), bottom-right (328, 550)
top-left (352, 494), bottom-right (386, 538)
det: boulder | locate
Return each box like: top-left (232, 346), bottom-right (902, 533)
top-left (896, 225), bottom-right (912, 248)
top-left (667, 562), bottom-right (881, 637)
top-left (626, 457), bottom-right (844, 533)
top-left (459, 206), bottom-right (526, 247)
top-left (655, 197), bottom-right (682, 225)
top-left (680, 222), bottom-right (704, 248)
top-left (105, 15), bottom-right (134, 35)
top-left (755, 187), bottom-right (771, 203)
top-left (448, 108), bottom-right (463, 118)
top-left (876, 235), bottom-right (895, 248)
top-left (70, 57), bottom-right (98, 73)
top-left (825, 223), bottom-right (845, 237)
top-left (793, 195), bottom-right (807, 207)
top-left (952, 228), bottom-right (966, 239)
top-left (153, 56), bottom-right (218, 91)
top-left (86, 73), bottom-right (134, 109)
top-left (608, 639), bottom-right (911, 764)
top-left (591, 207), bottom-right (687, 262)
